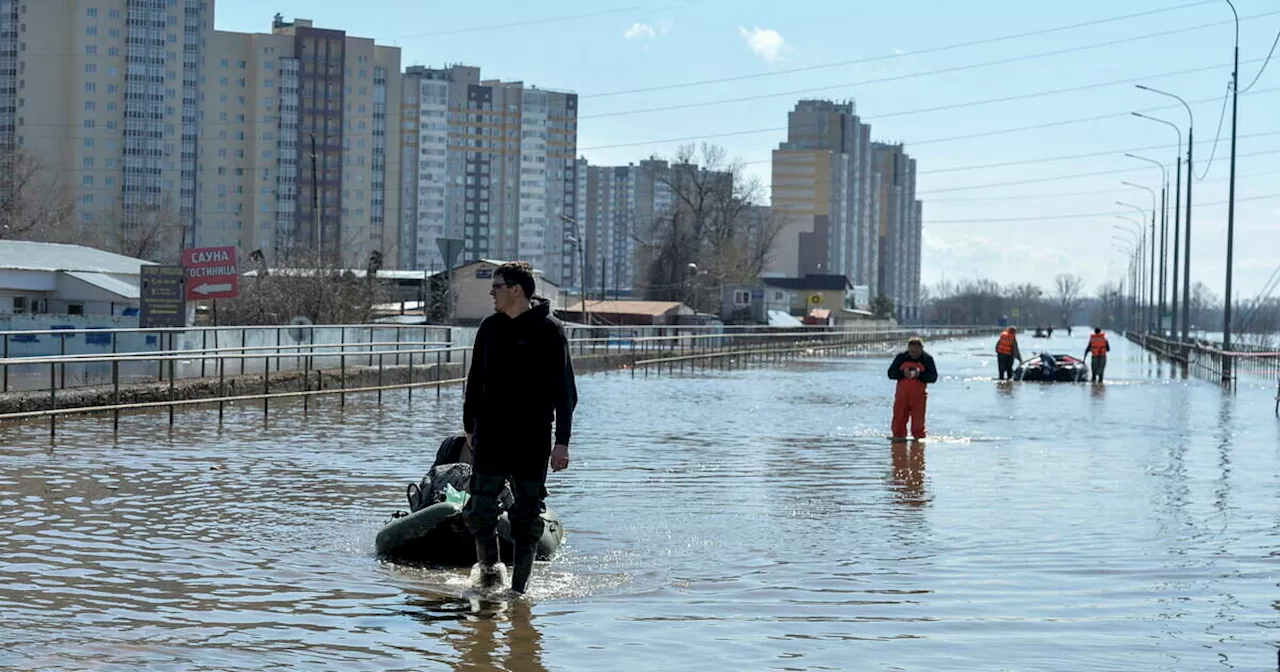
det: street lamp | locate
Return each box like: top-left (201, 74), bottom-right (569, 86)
top-left (1124, 159), bottom-right (1168, 336)
top-left (1221, 0), bottom-right (1241, 384)
top-left (559, 214), bottom-right (589, 326)
top-left (1120, 186), bottom-right (1159, 333)
top-left (1134, 86), bottom-right (1195, 343)
top-left (1131, 113), bottom-right (1184, 340)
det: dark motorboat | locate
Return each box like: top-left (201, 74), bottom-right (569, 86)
top-left (1014, 353), bottom-right (1088, 382)
top-left (375, 435), bottom-right (565, 566)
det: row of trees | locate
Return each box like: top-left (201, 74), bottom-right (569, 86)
top-left (637, 144), bottom-right (786, 313)
top-left (922, 274), bottom-right (1088, 327)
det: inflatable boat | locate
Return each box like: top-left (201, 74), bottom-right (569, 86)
top-left (1014, 353), bottom-right (1088, 382)
top-left (375, 434), bottom-right (565, 566)
top-left (375, 499), bottom-right (564, 566)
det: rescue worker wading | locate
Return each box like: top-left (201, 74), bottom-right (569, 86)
top-left (887, 337), bottom-right (939, 441)
top-left (462, 261), bottom-right (577, 595)
top-left (995, 326), bottom-right (1022, 380)
top-left (1085, 328), bottom-right (1111, 383)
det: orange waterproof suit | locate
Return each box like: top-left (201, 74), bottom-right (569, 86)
top-left (887, 350), bottom-right (939, 439)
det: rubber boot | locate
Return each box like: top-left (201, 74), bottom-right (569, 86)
top-left (475, 537), bottom-right (503, 589)
top-left (509, 541), bottom-right (536, 595)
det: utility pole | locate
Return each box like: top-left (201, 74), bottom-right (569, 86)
top-left (310, 133), bottom-right (320, 260)
top-left (1221, 0), bottom-right (1240, 384)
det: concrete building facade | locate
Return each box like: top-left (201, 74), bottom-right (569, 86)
top-left (1, 0), bottom-right (215, 243)
top-left (871, 142), bottom-right (922, 322)
top-left (767, 100), bottom-right (875, 286)
top-left (583, 159), bottom-right (674, 297)
top-left (396, 64), bottom-right (578, 284)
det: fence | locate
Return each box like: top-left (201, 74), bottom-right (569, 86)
top-left (1127, 331), bottom-right (1280, 415)
top-left (0, 323), bottom-right (998, 434)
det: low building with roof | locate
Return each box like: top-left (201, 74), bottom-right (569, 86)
top-left (0, 241), bottom-right (153, 317)
top-left (558, 299), bottom-right (694, 326)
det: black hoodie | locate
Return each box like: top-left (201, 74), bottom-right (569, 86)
top-left (463, 298), bottom-right (578, 458)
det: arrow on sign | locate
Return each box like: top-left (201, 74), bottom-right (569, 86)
top-left (192, 283), bottom-right (233, 295)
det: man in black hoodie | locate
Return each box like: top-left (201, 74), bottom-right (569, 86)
top-left (462, 261), bottom-right (577, 595)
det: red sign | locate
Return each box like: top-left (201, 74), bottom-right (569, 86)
top-left (180, 246), bottom-right (240, 300)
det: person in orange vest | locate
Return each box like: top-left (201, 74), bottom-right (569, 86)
top-left (1084, 328), bottom-right (1111, 383)
top-left (887, 336), bottom-right (938, 441)
top-left (995, 326), bottom-right (1022, 380)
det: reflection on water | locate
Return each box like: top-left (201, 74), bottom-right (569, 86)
top-left (1, 335), bottom-right (1279, 671)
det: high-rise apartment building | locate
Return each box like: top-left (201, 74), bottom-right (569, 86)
top-left (198, 16), bottom-right (401, 268)
top-left (0, 7), bottom-right (400, 268)
top-left (767, 100), bottom-right (874, 286)
top-left (871, 142), bottom-right (921, 321)
top-left (2, 0), bottom-right (214, 245)
top-left (398, 64), bottom-right (578, 282)
top-left (582, 159), bottom-right (675, 297)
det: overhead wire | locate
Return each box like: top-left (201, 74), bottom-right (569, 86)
top-left (584, 0), bottom-right (1223, 98)
top-left (580, 10), bottom-right (1280, 120)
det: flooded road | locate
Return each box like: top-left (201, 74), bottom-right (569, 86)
top-left (1, 333), bottom-right (1277, 671)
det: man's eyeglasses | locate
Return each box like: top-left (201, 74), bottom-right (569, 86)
top-left (491, 282), bottom-right (512, 290)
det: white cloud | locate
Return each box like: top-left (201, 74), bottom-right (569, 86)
top-left (624, 23), bottom-right (657, 41)
top-left (738, 26), bottom-right (785, 63)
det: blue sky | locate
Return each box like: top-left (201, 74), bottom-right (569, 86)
top-left (214, 0), bottom-right (1280, 304)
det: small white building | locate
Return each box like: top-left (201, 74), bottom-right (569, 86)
top-left (451, 259), bottom-right (563, 324)
top-left (0, 241), bottom-right (153, 316)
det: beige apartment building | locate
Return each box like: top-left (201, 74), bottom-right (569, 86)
top-left (0, 5), bottom-right (400, 268)
top-left (2, 0), bottom-right (213, 248)
top-left (199, 16), bottom-right (401, 268)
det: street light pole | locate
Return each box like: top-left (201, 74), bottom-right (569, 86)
top-left (1134, 87), bottom-right (1195, 342)
top-left (1119, 191), bottom-right (1157, 333)
top-left (1221, 0), bottom-right (1240, 383)
top-left (1116, 216), bottom-right (1146, 331)
top-left (1123, 160), bottom-right (1167, 335)
top-left (559, 214), bottom-right (589, 326)
top-left (1131, 113), bottom-right (1183, 340)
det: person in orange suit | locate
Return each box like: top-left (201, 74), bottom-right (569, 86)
top-left (887, 336), bottom-right (938, 441)
top-left (995, 326), bottom-right (1022, 380)
top-left (1084, 328), bottom-right (1111, 383)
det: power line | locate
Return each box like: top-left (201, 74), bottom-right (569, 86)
top-left (1241, 24), bottom-right (1280, 93)
top-left (580, 10), bottom-right (1280, 120)
top-left (1194, 82), bottom-right (1233, 180)
top-left (579, 84), bottom-right (1280, 153)
top-left (923, 191), bottom-right (1280, 224)
top-left (583, 0), bottom-right (1220, 99)
top-left (915, 147), bottom-right (1280, 195)
top-left (387, 4), bottom-right (680, 39)
top-left (919, 130), bottom-right (1280, 175)
top-left (923, 168), bottom-right (1280, 202)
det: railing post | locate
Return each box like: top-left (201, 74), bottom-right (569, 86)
top-left (49, 361), bottom-right (56, 440)
top-left (112, 358), bottom-right (120, 432)
top-left (436, 350), bottom-right (442, 399)
top-left (59, 332), bottom-right (66, 390)
top-left (218, 356), bottom-right (225, 424)
top-left (340, 328), bottom-right (347, 408)
top-left (377, 352), bottom-right (384, 405)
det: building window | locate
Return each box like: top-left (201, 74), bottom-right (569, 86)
top-left (68, 304), bottom-right (84, 316)
top-left (86, 26), bottom-right (97, 36)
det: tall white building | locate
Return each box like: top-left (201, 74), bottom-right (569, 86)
top-left (398, 64), bottom-right (578, 282)
top-left (0, 0), bottom-right (215, 248)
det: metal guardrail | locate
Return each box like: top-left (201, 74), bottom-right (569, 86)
top-left (1127, 331), bottom-right (1280, 414)
top-left (0, 323), bottom-right (998, 435)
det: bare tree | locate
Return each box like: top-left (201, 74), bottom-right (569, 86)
top-left (1188, 281), bottom-right (1221, 333)
top-left (0, 149), bottom-right (76, 242)
top-left (638, 143), bottom-right (782, 310)
top-left (1053, 273), bottom-right (1086, 326)
top-left (1092, 281), bottom-right (1122, 329)
top-left (216, 247), bottom-right (393, 325)
top-left (1007, 282), bottom-right (1046, 325)
top-left (79, 200), bottom-right (185, 263)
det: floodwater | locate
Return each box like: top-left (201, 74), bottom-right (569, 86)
top-left (1, 333), bottom-right (1278, 671)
